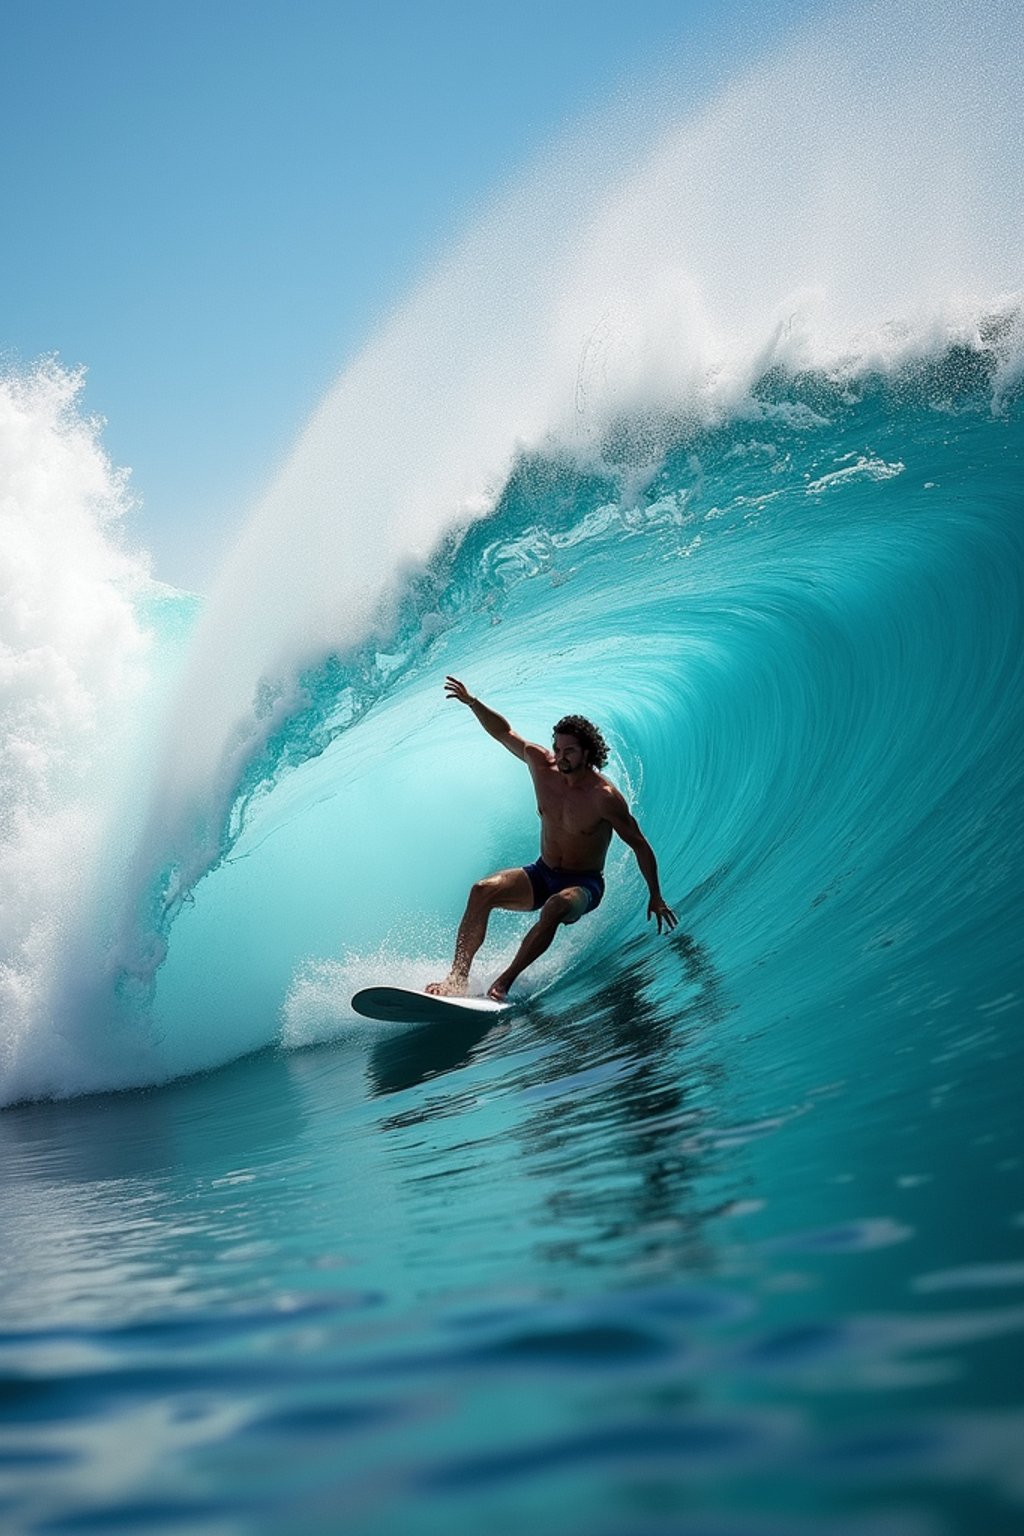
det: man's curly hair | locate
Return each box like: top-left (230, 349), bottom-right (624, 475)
top-left (553, 714), bottom-right (609, 769)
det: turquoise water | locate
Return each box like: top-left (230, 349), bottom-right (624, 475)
top-left (4, 0), bottom-right (1024, 1525)
top-left (2, 353), bottom-right (1022, 1534)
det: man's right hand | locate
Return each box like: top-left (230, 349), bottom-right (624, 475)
top-left (445, 676), bottom-right (474, 706)
top-left (444, 679), bottom-right (525, 760)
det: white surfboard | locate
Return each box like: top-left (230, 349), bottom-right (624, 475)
top-left (351, 985), bottom-right (510, 1024)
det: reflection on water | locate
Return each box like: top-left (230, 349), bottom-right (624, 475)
top-left (1, 928), bottom-right (1022, 1535)
top-left (514, 935), bottom-right (729, 1277)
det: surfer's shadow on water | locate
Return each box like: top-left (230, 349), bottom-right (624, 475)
top-left (366, 1012), bottom-right (512, 1097)
top-left (366, 930), bottom-right (724, 1102)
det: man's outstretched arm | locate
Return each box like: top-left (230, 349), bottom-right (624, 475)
top-left (444, 676), bottom-right (537, 762)
top-left (603, 789), bottom-right (678, 934)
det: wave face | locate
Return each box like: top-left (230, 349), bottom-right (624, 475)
top-left (138, 350), bottom-right (1024, 1088)
top-left (7, 351), bottom-right (1019, 1100)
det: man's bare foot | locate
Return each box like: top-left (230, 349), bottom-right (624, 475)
top-left (425, 975), bottom-right (469, 997)
top-left (486, 979), bottom-right (510, 1002)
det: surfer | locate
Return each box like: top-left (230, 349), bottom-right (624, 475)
top-left (427, 677), bottom-right (677, 1001)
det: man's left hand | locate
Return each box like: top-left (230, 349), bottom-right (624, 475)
top-left (648, 896), bottom-right (678, 934)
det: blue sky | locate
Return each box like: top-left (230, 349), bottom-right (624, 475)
top-left (1, 0), bottom-right (825, 589)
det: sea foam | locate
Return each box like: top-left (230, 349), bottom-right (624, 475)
top-left (0, 364), bottom-right (152, 1099)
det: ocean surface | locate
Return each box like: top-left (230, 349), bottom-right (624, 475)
top-left (2, 2), bottom-right (1023, 1532)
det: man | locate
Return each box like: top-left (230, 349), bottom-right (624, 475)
top-left (427, 676), bottom-right (677, 1002)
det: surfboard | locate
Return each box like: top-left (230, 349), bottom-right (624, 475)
top-left (351, 985), bottom-right (510, 1024)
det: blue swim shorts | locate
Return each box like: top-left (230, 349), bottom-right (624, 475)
top-left (522, 858), bottom-right (605, 918)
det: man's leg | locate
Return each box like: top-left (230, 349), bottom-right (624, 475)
top-left (426, 868), bottom-right (534, 995)
top-left (487, 887), bottom-right (589, 1001)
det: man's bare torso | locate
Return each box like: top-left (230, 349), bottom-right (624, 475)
top-left (527, 748), bottom-right (615, 871)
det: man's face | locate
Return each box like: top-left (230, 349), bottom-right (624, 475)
top-left (553, 733), bottom-right (588, 774)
